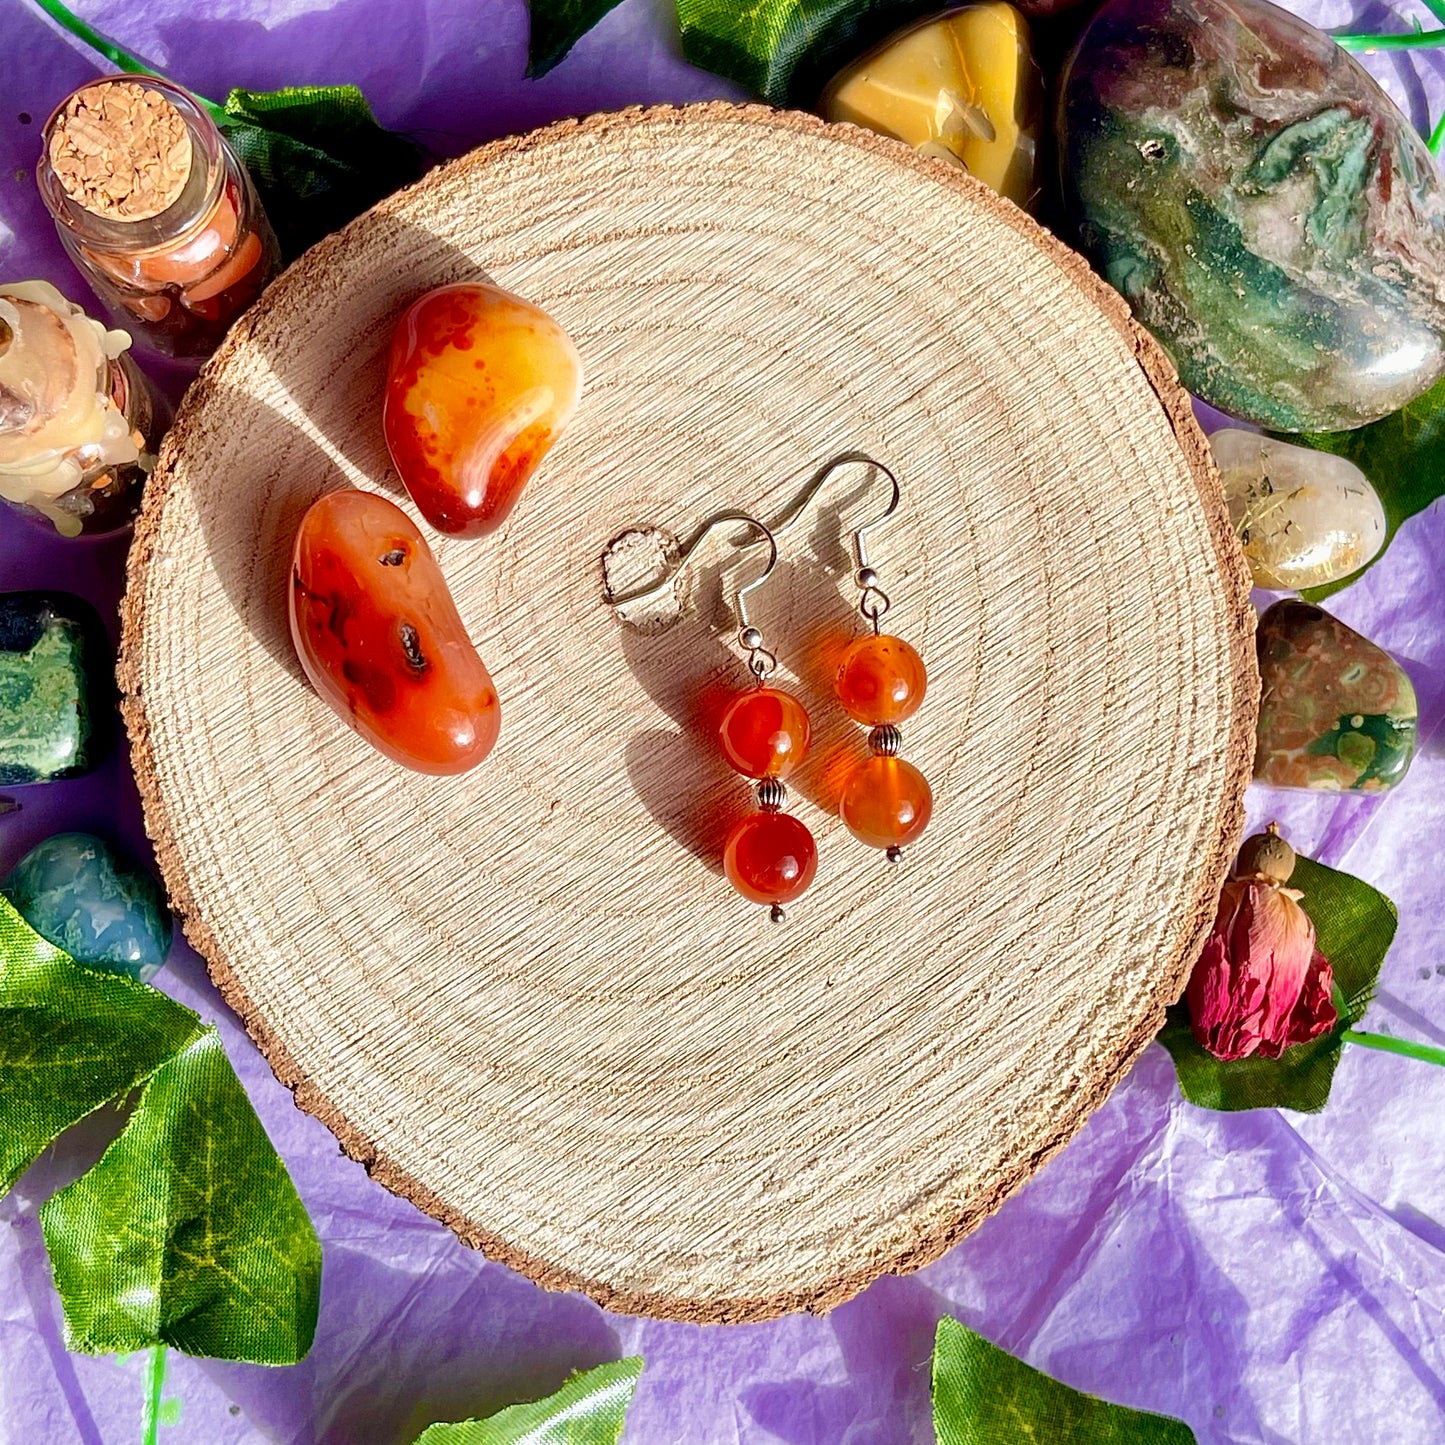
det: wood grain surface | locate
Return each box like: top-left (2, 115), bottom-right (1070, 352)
top-left (119, 105), bottom-right (1256, 1322)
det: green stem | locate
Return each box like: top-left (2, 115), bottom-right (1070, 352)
top-left (141, 1345), bottom-right (166, 1445)
top-left (1431, 110), bottom-right (1445, 157)
top-left (1336, 28), bottom-right (1445, 50)
top-left (1342, 1028), bottom-right (1445, 1068)
top-left (1419, 0), bottom-right (1445, 26)
top-left (29, 0), bottom-right (229, 125)
top-left (31, 0), bottom-right (147, 72)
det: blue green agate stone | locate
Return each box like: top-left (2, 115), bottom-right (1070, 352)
top-left (0, 591), bottom-right (109, 783)
top-left (3, 832), bottom-right (172, 981)
top-left (1059, 0), bottom-right (1445, 432)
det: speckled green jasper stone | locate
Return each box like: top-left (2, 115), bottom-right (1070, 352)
top-left (0, 591), bottom-right (109, 784)
top-left (1059, 0), bottom-right (1445, 432)
top-left (1255, 600), bottom-right (1416, 791)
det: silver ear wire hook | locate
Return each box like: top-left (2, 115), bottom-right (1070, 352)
top-left (771, 451), bottom-right (901, 633)
top-left (606, 509), bottom-right (780, 678)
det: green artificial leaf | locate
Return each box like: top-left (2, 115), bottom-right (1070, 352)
top-left (1290, 373), bottom-right (1445, 601)
top-left (219, 86), bottom-right (428, 260)
top-left (0, 897), bottom-right (204, 1194)
top-left (932, 1317), bottom-right (1196, 1444)
top-left (527, 0), bottom-right (629, 76)
top-left (675, 0), bottom-right (940, 106)
top-left (1159, 856), bottom-right (1398, 1113)
top-left (413, 1358), bottom-right (644, 1444)
top-left (41, 1027), bottom-right (321, 1363)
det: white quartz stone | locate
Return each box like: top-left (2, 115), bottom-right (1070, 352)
top-left (1210, 428), bottom-right (1386, 590)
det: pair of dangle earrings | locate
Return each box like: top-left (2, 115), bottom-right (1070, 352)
top-left (616, 456), bottom-right (933, 921)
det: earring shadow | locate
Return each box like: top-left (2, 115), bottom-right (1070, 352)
top-left (618, 554), bottom-right (760, 875)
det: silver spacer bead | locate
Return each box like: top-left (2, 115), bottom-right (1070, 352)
top-left (756, 778), bottom-right (787, 811)
top-left (868, 724), bottom-right (902, 756)
top-left (769, 903), bottom-right (787, 923)
top-left (886, 845), bottom-right (904, 864)
top-left (857, 567), bottom-right (879, 590)
top-left (740, 626), bottom-right (764, 651)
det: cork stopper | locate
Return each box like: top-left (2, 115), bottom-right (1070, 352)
top-left (48, 81), bottom-right (193, 222)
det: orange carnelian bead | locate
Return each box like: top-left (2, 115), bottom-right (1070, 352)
top-left (723, 811), bottom-right (819, 905)
top-left (717, 687), bottom-right (812, 780)
top-left (840, 755), bottom-right (933, 850)
top-left (835, 634), bottom-right (928, 726)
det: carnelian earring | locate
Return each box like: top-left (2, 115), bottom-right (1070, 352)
top-left (775, 455), bottom-right (933, 862)
top-left (610, 511), bottom-right (819, 921)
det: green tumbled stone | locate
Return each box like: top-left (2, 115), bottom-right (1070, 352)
top-left (2, 832), bottom-right (171, 982)
top-left (0, 591), bottom-right (110, 784)
top-left (1059, 0), bottom-right (1445, 433)
top-left (1255, 601), bottom-right (1417, 792)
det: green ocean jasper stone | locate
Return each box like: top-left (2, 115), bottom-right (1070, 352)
top-left (0, 591), bottom-right (109, 784)
top-left (1059, 0), bottom-right (1445, 432)
top-left (1255, 600), bottom-right (1416, 792)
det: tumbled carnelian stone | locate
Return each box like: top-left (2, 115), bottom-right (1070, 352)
top-left (383, 282), bottom-right (583, 537)
top-left (717, 686), bottom-right (812, 780)
top-left (835, 634), bottom-right (928, 726)
top-left (840, 755), bottom-right (933, 849)
top-left (289, 490), bottom-right (500, 774)
top-left (723, 811), bottom-right (819, 905)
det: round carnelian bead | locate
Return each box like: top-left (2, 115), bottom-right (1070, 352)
top-left (717, 687), bottom-right (812, 780)
top-left (840, 755), bottom-right (933, 850)
top-left (835, 634), bottom-right (928, 726)
top-left (723, 811), bottom-right (819, 905)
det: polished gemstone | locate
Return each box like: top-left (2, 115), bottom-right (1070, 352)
top-left (824, 3), bottom-right (1043, 208)
top-left (290, 490), bottom-right (501, 774)
top-left (384, 282), bottom-right (583, 536)
top-left (3, 832), bottom-right (172, 981)
top-left (1060, 0), bottom-right (1445, 432)
top-left (0, 590), bottom-right (108, 784)
top-left (840, 755), bottom-right (934, 849)
top-left (723, 810), bottom-right (819, 906)
top-left (1255, 600), bottom-right (1416, 792)
top-left (717, 686), bottom-right (812, 780)
top-left (835, 634), bottom-right (928, 726)
top-left (1211, 429), bottom-right (1386, 590)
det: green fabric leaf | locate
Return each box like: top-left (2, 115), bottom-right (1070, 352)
top-left (1289, 373), bottom-right (1445, 601)
top-left (41, 1027), bottom-right (320, 1364)
top-left (1159, 856), bottom-right (1398, 1113)
top-left (932, 1317), bottom-right (1196, 1444)
top-left (413, 1358), bottom-right (644, 1443)
top-left (219, 85), bottom-right (428, 260)
top-left (675, 0), bottom-right (941, 105)
top-left (0, 896), bottom-right (204, 1194)
top-left (526, 0), bottom-right (629, 76)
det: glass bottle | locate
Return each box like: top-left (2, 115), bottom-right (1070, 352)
top-left (37, 76), bottom-right (280, 360)
top-left (0, 280), bottom-right (163, 538)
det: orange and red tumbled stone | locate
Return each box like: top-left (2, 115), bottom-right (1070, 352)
top-left (383, 282), bottom-right (583, 537)
top-left (289, 489), bottom-right (500, 774)
top-left (717, 686), bottom-right (812, 779)
top-left (835, 633), bottom-right (928, 726)
top-left (723, 810), bottom-right (819, 906)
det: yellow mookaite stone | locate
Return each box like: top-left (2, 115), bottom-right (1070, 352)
top-left (823, 3), bottom-right (1044, 207)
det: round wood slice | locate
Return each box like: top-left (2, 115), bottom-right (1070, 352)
top-left (120, 104), bottom-right (1256, 1323)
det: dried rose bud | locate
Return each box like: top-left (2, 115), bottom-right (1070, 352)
top-left (1235, 823), bottom-right (1296, 884)
top-left (1185, 862), bottom-right (1338, 1062)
